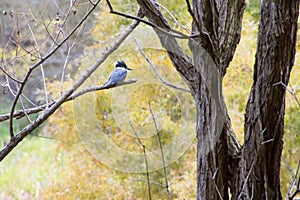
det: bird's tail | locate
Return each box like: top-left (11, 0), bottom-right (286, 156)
top-left (102, 81), bottom-right (114, 88)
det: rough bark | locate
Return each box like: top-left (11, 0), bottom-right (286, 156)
top-left (190, 1), bottom-right (245, 199)
top-left (137, 0), bottom-right (244, 199)
top-left (136, 0), bottom-right (298, 199)
top-left (236, 0), bottom-right (299, 199)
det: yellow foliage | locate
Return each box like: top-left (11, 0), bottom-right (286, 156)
top-left (41, 4), bottom-right (299, 200)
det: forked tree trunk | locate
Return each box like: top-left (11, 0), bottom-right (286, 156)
top-left (137, 0), bottom-right (299, 199)
top-left (236, 0), bottom-right (299, 199)
top-left (190, 0), bottom-right (245, 199)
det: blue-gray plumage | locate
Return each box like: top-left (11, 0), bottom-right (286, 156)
top-left (103, 61), bottom-right (132, 87)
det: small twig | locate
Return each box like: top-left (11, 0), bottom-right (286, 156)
top-left (237, 160), bottom-right (256, 200)
top-left (261, 138), bottom-right (274, 145)
top-left (212, 168), bottom-right (218, 179)
top-left (7, 37), bottom-right (40, 61)
top-left (135, 39), bottom-right (191, 93)
top-left (60, 16), bottom-right (88, 95)
top-left (7, 87), bottom-right (39, 108)
top-left (106, 0), bottom-right (191, 39)
top-left (41, 21), bottom-right (60, 46)
top-left (287, 160), bottom-right (300, 200)
top-left (47, 0), bottom-right (78, 52)
top-left (214, 184), bottom-right (224, 200)
top-left (0, 9), bottom-right (141, 162)
top-left (148, 102), bottom-right (172, 200)
top-left (0, 65), bottom-right (22, 84)
top-left (273, 81), bottom-right (300, 108)
top-left (155, 2), bottom-right (190, 33)
top-left (30, 133), bottom-right (61, 141)
top-left (131, 179), bottom-right (167, 187)
top-left (129, 121), bottom-right (151, 200)
top-left (211, 168), bottom-right (224, 200)
top-left (8, 0), bottom-right (102, 139)
top-left (23, 13), bottom-right (49, 107)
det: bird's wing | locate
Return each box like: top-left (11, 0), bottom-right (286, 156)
top-left (109, 68), bottom-right (127, 82)
top-left (104, 68), bottom-right (127, 86)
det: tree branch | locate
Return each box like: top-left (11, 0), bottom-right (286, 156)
top-left (68, 79), bottom-right (137, 100)
top-left (0, 8), bottom-right (143, 162)
top-left (0, 65), bottom-right (22, 84)
top-left (106, 0), bottom-right (192, 39)
top-left (8, 0), bottom-right (103, 139)
top-left (148, 102), bottom-right (171, 200)
top-left (136, 0), bottom-right (196, 92)
top-left (0, 79), bottom-right (137, 122)
top-left (134, 39), bottom-right (191, 93)
top-left (287, 160), bottom-right (300, 200)
top-left (129, 121), bottom-right (152, 200)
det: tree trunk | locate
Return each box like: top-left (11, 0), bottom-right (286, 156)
top-left (136, 0), bottom-right (299, 199)
top-left (189, 0), bottom-right (245, 199)
top-left (235, 0), bottom-right (299, 199)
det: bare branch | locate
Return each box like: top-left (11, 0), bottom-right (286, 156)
top-left (106, 0), bottom-right (192, 39)
top-left (47, 0), bottom-right (78, 51)
top-left (23, 13), bottom-right (49, 107)
top-left (8, 0), bottom-right (102, 139)
top-left (136, 0), bottom-right (195, 92)
top-left (129, 121), bottom-right (152, 200)
top-left (237, 161), bottom-right (256, 200)
top-left (273, 81), bottom-right (300, 108)
top-left (0, 79), bottom-right (137, 122)
top-left (287, 160), bottom-right (300, 200)
top-left (68, 79), bottom-right (137, 100)
top-left (60, 16), bottom-right (89, 95)
top-left (148, 102), bottom-right (172, 200)
top-left (0, 8), bottom-right (142, 162)
top-left (135, 39), bottom-right (191, 93)
top-left (0, 65), bottom-right (22, 84)
top-left (155, 2), bottom-right (190, 33)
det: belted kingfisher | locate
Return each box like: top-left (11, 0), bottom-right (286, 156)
top-left (103, 61), bottom-right (132, 87)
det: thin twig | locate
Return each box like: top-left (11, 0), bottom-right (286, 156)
top-left (237, 159), bottom-right (256, 200)
top-left (273, 81), bottom-right (300, 108)
top-left (8, 0), bottom-right (102, 139)
top-left (0, 8), bottom-right (142, 162)
top-left (0, 65), bottom-right (22, 84)
top-left (30, 133), bottom-right (62, 141)
top-left (287, 160), bottom-right (300, 200)
top-left (135, 39), bottom-right (191, 93)
top-left (5, 69), bottom-right (33, 124)
top-left (153, 2), bottom-right (190, 33)
top-left (261, 138), bottom-right (274, 145)
top-left (131, 179), bottom-right (166, 187)
top-left (47, 0), bottom-right (78, 53)
top-left (148, 102), bottom-right (172, 200)
top-left (23, 13), bottom-right (49, 107)
top-left (106, 0), bottom-right (192, 39)
top-left (129, 121), bottom-right (152, 200)
top-left (60, 16), bottom-right (88, 95)
top-left (7, 37), bottom-right (40, 61)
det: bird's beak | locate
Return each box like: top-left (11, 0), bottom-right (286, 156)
top-left (127, 67), bottom-right (133, 70)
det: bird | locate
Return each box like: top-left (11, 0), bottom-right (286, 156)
top-left (103, 61), bottom-right (132, 87)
